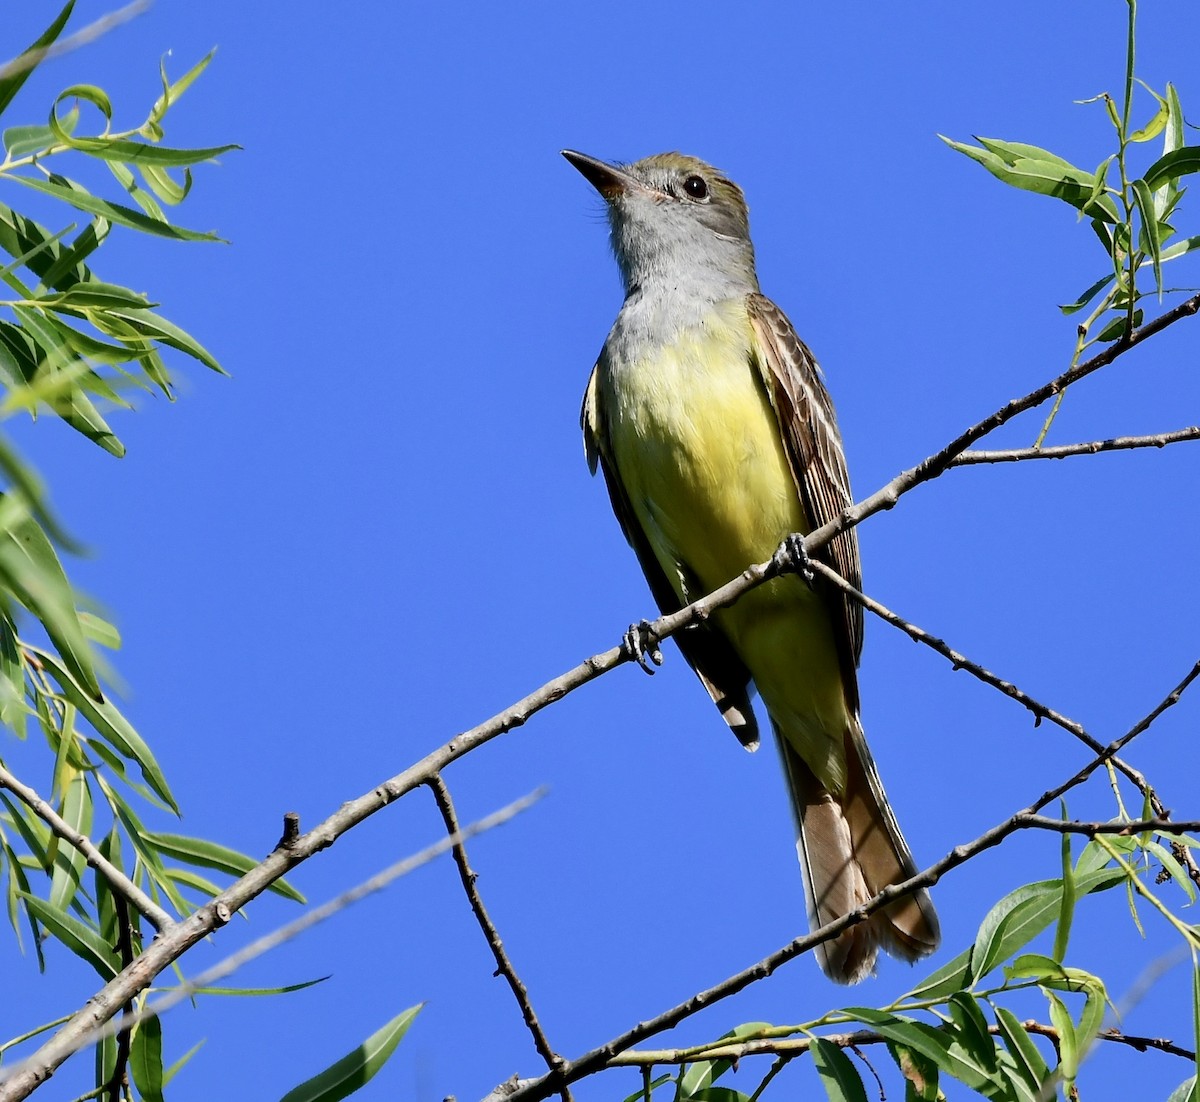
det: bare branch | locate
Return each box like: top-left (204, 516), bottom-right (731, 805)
top-left (0, 763), bottom-right (174, 932)
top-left (806, 560), bottom-right (1163, 798)
top-left (952, 426), bottom-right (1200, 465)
top-left (427, 776), bottom-right (568, 1094)
top-left (1016, 817), bottom-right (1200, 835)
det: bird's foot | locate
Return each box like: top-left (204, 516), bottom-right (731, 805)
top-left (623, 619), bottom-right (663, 674)
top-left (772, 532), bottom-right (816, 588)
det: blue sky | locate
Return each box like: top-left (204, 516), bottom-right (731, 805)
top-left (2, 1), bottom-right (1200, 1099)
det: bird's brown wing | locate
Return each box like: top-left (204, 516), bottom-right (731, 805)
top-left (746, 293), bottom-right (863, 713)
top-left (582, 366), bottom-right (760, 749)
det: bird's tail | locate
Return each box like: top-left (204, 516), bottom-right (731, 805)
top-left (776, 716), bottom-right (940, 984)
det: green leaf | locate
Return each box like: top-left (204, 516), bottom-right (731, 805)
top-left (1129, 87), bottom-right (1169, 143)
top-left (948, 993), bottom-right (997, 1073)
top-left (685, 1090), bottom-right (747, 1102)
top-left (0, 835), bottom-right (39, 956)
top-left (1191, 959), bottom-right (1200, 1101)
top-left (1147, 839), bottom-right (1195, 902)
top-left (902, 948), bottom-right (971, 1001)
top-left (1144, 148), bottom-right (1200, 193)
top-left (1077, 985), bottom-right (1107, 1056)
top-left (60, 136), bottom-right (240, 167)
top-left (35, 648), bottom-right (179, 813)
top-left (0, 502), bottom-right (101, 697)
top-left (993, 1007), bottom-right (1051, 1091)
top-left (49, 84), bottom-right (112, 141)
top-left (7, 173), bottom-right (222, 243)
top-left (1132, 178), bottom-right (1165, 295)
top-left (19, 890), bottom-right (117, 979)
top-left (885, 1041), bottom-right (939, 1102)
top-left (163, 1039), bottom-right (207, 1087)
top-left (1097, 310), bottom-right (1143, 342)
top-left (140, 162), bottom-right (192, 206)
top-left (3, 123), bottom-right (63, 158)
top-left (48, 768), bottom-right (90, 911)
top-left (97, 306), bottom-right (225, 374)
top-left (1160, 235), bottom-right (1200, 263)
top-left (1052, 822), bottom-right (1076, 963)
top-left (95, 827), bottom-right (123, 945)
top-left (1046, 991), bottom-right (1077, 1082)
top-left (810, 1039), bottom-right (867, 1102)
top-left (0, 610), bottom-right (26, 732)
top-left (971, 880), bottom-right (1062, 981)
top-left (33, 281), bottom-right (153, 310)
top-left (178, 976), bottom-right (330, 998)
top-left (147, 832), bottom-right (304, 902)
top-left (95, 1026), bottom-right (117, 1094)
top-left (1060, 273), bottom-right (1116, 315)
top-left (78, 611), bottom-right (120, 650)
top-left (0, 1), bottom-right (75, 116)
top-left (940, 135), bottom-right (1121, 222)
top-left (1165, 1076), bottom-right (1197, 1102)
top-left (1075, 835), bottom-right (1135, 877)
top-left (9, 305), bottom-right (126, 455)
top-left (130, 1014), bottom-right (165, 1102)
top-left (841, 1009), bottom-right (994, 1092)
top-left (968, 866), bottom-right (1121, 983)
top-left (149, 51), bottom-right (216, 130)
top-left (279, 1004), bottom-right (423, 1102)
top-left (0, 202), bottom-right (93, 292)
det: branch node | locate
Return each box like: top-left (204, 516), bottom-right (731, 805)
top-left (275, 812), bottom-right (301, 851)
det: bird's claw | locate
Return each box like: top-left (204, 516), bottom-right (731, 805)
top-left (623, 619), bottom-right (663, 674)
top-left (773, 532), bottom-right (816, 588)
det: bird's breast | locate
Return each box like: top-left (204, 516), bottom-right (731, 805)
top-left (602, 297), bottom-right (808, 597)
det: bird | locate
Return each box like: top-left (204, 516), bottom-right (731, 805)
top-left (563, 149), bottom-right (939, 983)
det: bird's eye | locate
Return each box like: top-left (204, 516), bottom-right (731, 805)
top-left (682, 174), bottom-right (709, 200)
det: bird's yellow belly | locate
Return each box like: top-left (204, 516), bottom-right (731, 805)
top-left (605, 311), bottom-right (851, 782)
top-left (608, 319), bottom-right (802, 592)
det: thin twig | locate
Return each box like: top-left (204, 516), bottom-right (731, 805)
top-left (807, 559), bottom-right (1155, 794)
top-left (498, 663), bottom-right (1200, 1102)
top-left (952, 426), bottom-right (1200, 465)
top-left (427, 776), bottom-right (569, 1098)
top-left (605, 1021), bottom-right (1195, 1065)
top-left (0, 791), bottom-right (544, 1096)
top-left (0, 763), bottom-right (174, 932)
top-left (1015, 817), bottom-right (1200, 835)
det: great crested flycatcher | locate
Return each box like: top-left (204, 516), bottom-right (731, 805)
top-left (564, 150), bottom-right (939, 983)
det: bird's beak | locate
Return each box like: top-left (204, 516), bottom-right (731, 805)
top-left (561, 150), bottom-right (641, 200)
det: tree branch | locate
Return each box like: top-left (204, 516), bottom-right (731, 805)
top-left (427, 776), bottom-right (569, 1096)
top-left (952, 426), bottom-right (1200, 465)
top-left (0, 763), bottom-right (174, 932)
